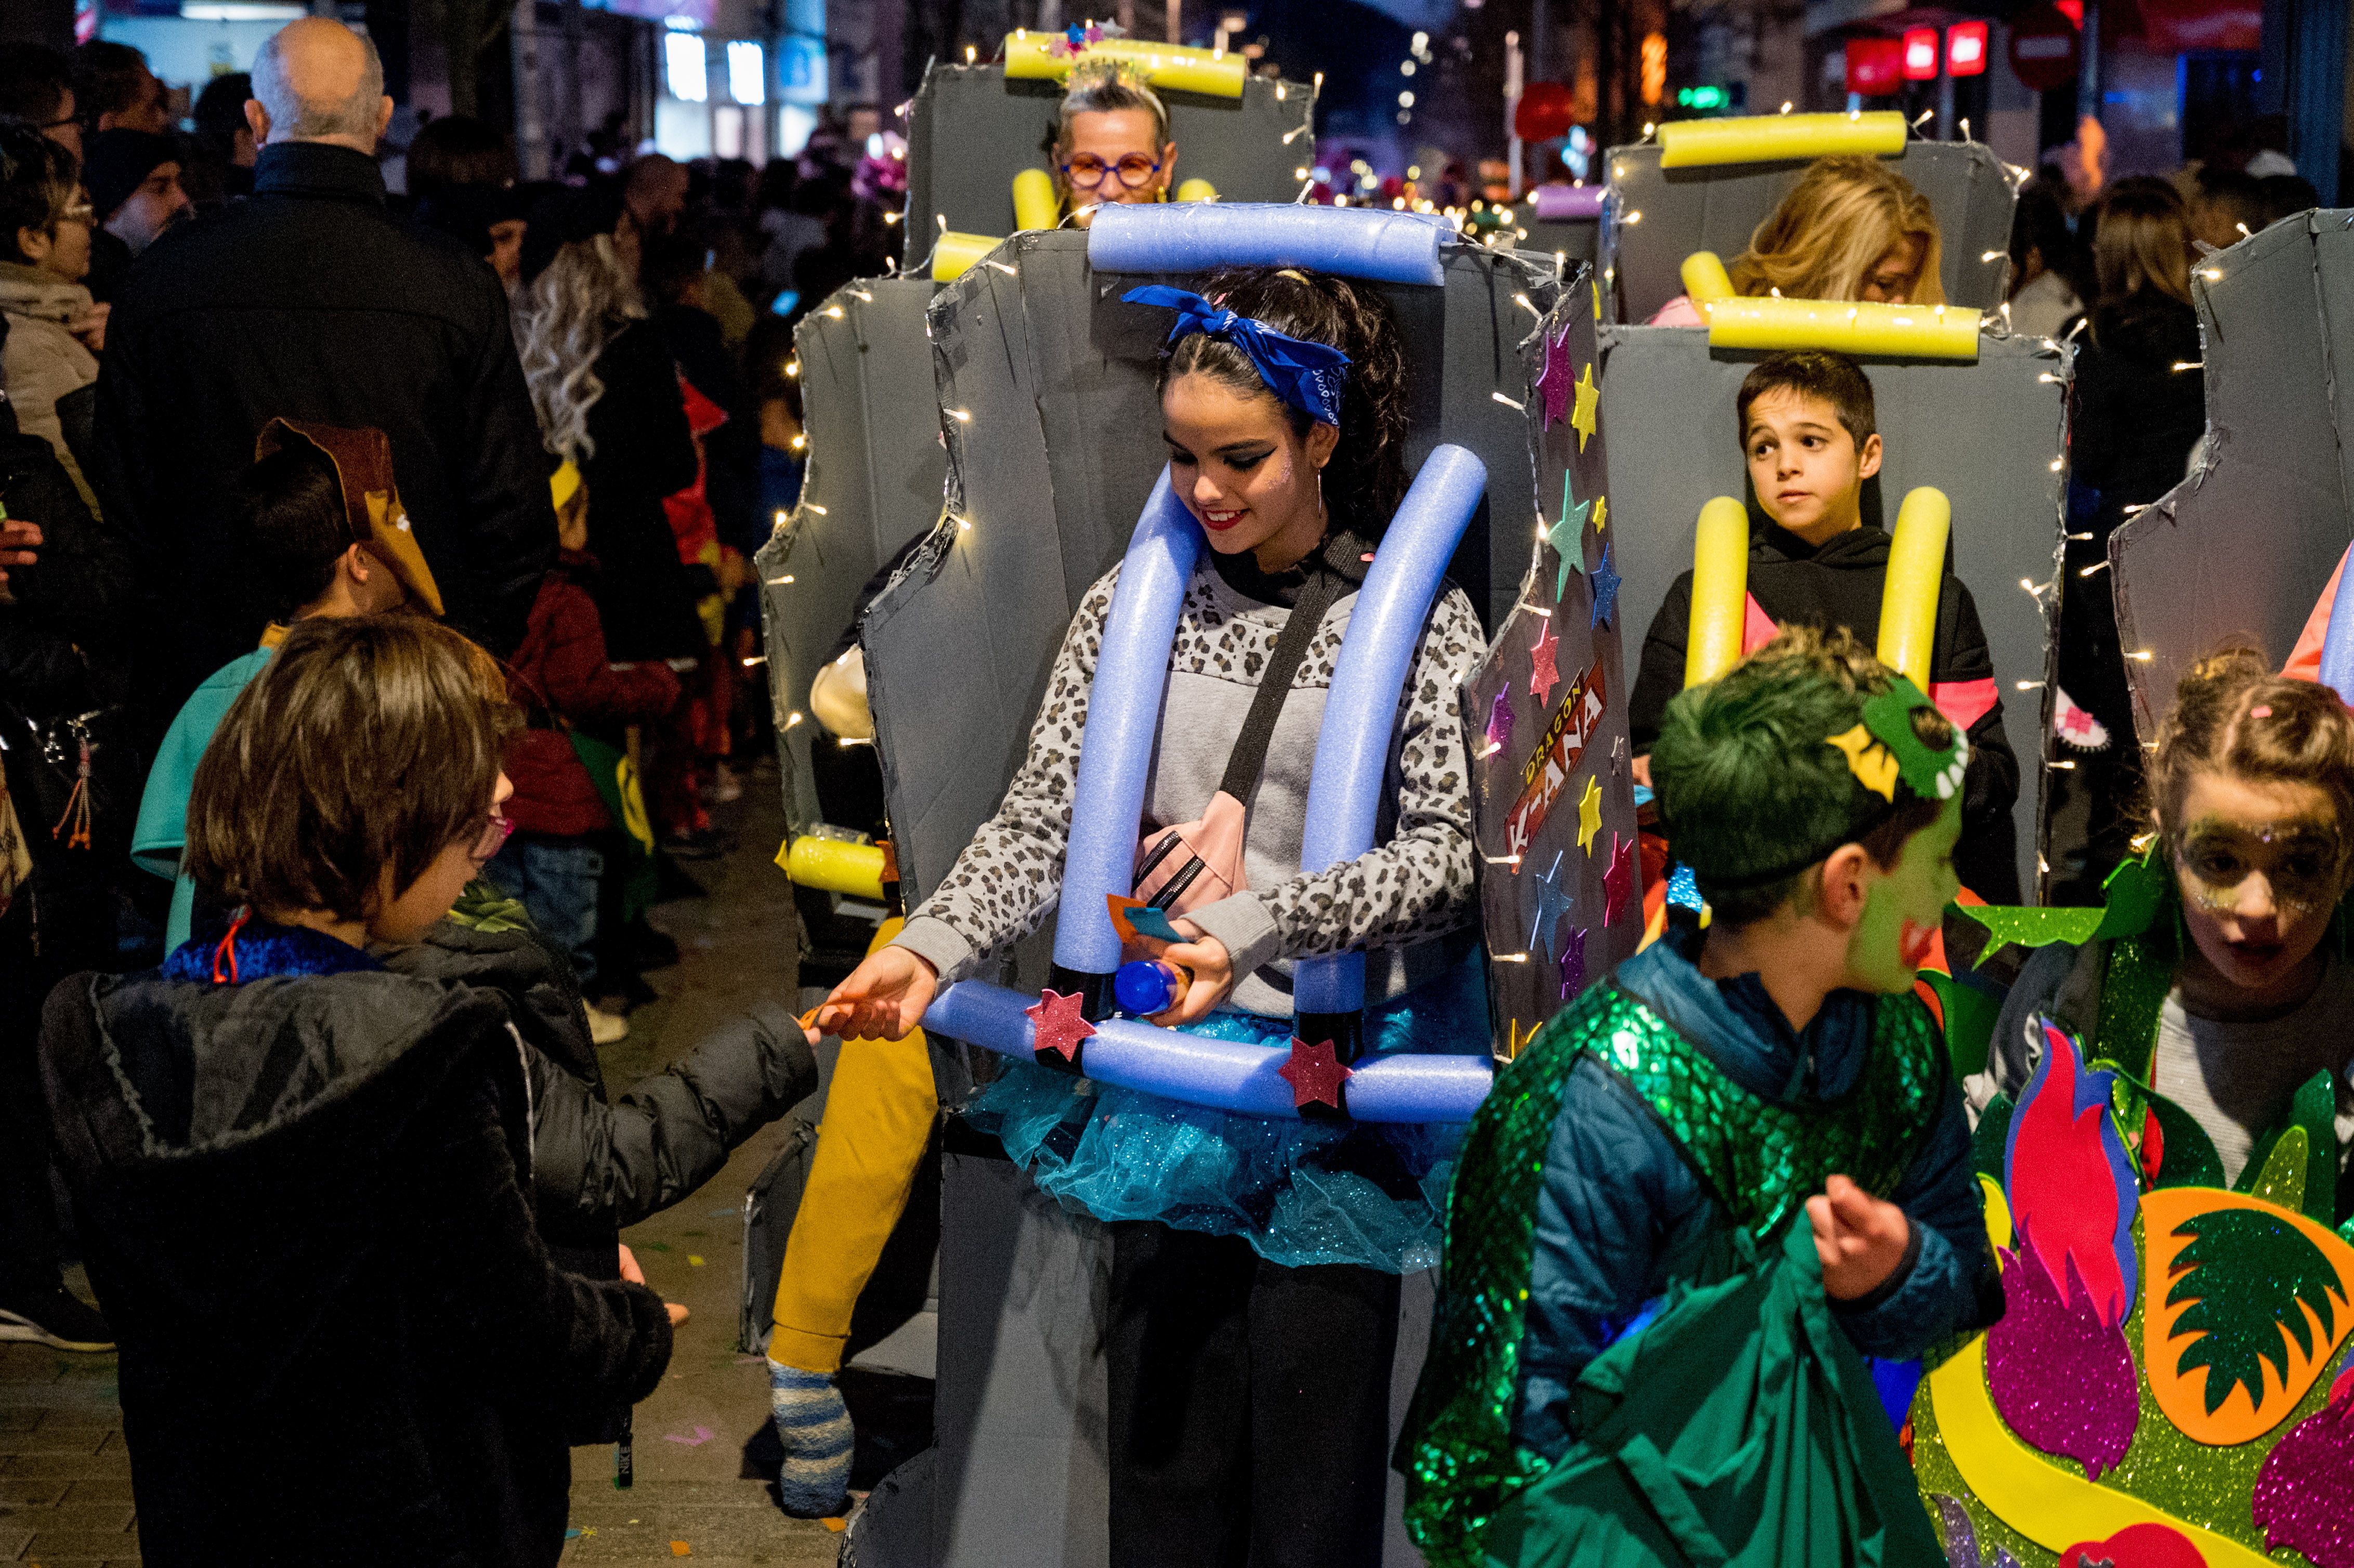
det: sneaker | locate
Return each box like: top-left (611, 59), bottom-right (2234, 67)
top-left (584, 1000), bottom-right (630, 1046)
top-left (0, 1284), bottom-right (114, 1352)
top-left (702, 761), bottom-right (744, 805)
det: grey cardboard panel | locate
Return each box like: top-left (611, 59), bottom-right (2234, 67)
top-left (1599, 139), bottom-right (2017, 324)
top-left (865, 227), bottom-right (1562, 911)
top-left (1596, 326), bottom-right (2067, 894)
top-left (1463, 274), bottom-right (1645, 1047)
top-left (2113, 212), bottom-right (2354, 737)
top-left (904, 63), bottom-right (1313, 240)
top-left (756, 276), bottom-right (947, 833)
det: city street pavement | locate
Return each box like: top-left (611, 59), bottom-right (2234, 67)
top-left (1, 756), bottom-right (840, 1567)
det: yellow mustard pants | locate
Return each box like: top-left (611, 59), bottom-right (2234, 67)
top-left (767, 917), bottom-right (940, 1373)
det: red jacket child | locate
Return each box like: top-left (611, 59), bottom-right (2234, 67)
top-left (506, 546), bottom-right (682, 838)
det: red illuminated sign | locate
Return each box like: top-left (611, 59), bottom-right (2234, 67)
top-left (1901, 26), bottom-right (1941, 80)
top-left (1945, 20), bottom-right (1989, 75)
top-left (1846, 36), bottom-right (1904, 95)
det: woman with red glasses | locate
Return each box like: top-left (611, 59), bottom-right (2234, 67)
top-left (1053, 60), bottom-right (1180, 226)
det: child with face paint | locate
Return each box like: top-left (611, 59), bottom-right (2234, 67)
top-left (1981, 648), bottom-right (2354, 1187)
top-left (799, 268), bottom-right (1486, 1554)
top-left (1404, 627), bottom-right (2000, 1566)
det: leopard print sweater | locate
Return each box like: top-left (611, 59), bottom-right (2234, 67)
top-left (892, 557), bottom-right (1483, 1014)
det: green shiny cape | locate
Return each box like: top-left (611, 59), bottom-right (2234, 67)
top-left (1401, 978), bottom-right (1951, 1568)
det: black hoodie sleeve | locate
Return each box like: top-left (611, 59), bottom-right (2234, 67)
top-left (409, 1066), bottom-right (673, 1407)
top-left (531, 1000), bottom-right (818, 1234)
top-left (1934, 579), bottom-right (2023, 904)
top-left (1628, 570), bottom-right (1697, 753)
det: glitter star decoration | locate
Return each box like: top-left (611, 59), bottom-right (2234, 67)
top-left (1570, 362), bottom-right (1601, 451)
top-left (1591, 494), bottom-right (1608, 533)
top-left (1279, 1036), bottom-right (1353, 1109)
top-left (1602, 831), bottom-right (1636, 926)
top-left (1528, 849), bottom-right (1574, 953)
top-left (1536, 324), bottom-right (1575, 430)
top-left (1025, 988), bottom-right (1098, 1063)
top-left (1590, 541), bottom-right (1621, 629)
top-left (1485, 689), bottom-right (1515, 755)
top-left (1557, 925), bottom-right (1589, 1002)
top-left (1528, 619), bottom-right (1561, 704)
top-left (1548, 475), bottom-right (1590, 600)
top-left (1576, 775), bottom-right (1603, 853)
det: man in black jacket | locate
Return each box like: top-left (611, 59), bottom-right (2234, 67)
top-left (94, 17), bottom-right (554, 713)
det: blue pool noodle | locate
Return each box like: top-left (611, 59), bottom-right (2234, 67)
top-left (2320, 552), bottom-right (2354, 705)
top-left (1088, 202), bottom-right (1452, 288)
top-left (1050, 469), bottom-right (1202, 981)
top-left (1292, 443), bottom-right (1488, 1015)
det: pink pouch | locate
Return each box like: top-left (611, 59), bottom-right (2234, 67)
top-left (1132, 790), bottom-right (1249, 917)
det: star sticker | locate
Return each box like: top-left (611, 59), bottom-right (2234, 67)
top-left (1591, 277), bottom-right (1602, 321)
top-left (1591, 494), bottom-right (1607, 532)
top-left (1536, 324), bottom-right (1574, 430)
top-left (1528, 620), bottom-right (1561, 704)
top-left (1485, 689), bottom-right (1515, 755)
top-left (1557, 925), bottom-right (1589, 1001)
top-left (1589, 542), bottom-right (1621, 629)
top-left (1570, 362), bottom-right (1601, 451)
top-left (1548, 475), bottom-right (1590, 599)
top-left (1025, 988), bottom-right (1097, 1062)
top-left (1528, 850), bottom-right (1574, 953)
top-left (1577, 775), bottom-right (1603, 853)
top-left (1603, 831), bottom-right (1636, 926)
top-left (1279, 1037), bottom-right (1353, 1109)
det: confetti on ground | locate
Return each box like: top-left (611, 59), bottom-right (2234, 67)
top-left (707, 1207), bottom-right (737, 1218)
top-left (671, 1541), bottom-right (692, 1557)
top-left (688, 1254), bottom-right (705, 1266)
top-left (822, 1518), bottom-right (848, 1533)
top-left (566, 1527), bottom-right (583, 1539)
top-left (664, 1425), bottom-right (716, 1446)
top-left (640, 1242), bottom-right (671, 1252)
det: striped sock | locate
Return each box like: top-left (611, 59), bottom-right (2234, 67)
top-left (767, 1358), bottom-right (853, 1516)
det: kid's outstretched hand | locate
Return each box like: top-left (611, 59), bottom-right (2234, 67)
top-left (1806, 1174), bottom-right (1911, 1301)
top-left (1146, 920), bottom-right (1234, 1027)
top-left (809, 945), bottom-right (937, 1044)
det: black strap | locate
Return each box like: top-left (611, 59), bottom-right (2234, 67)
top-left (1217, 567), bottom-right (1340, 803)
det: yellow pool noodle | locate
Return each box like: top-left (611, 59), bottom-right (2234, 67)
top-left (778, 835), bottom-right (887, 901)
top-left (1877, 487), bottom-right (1952, 688)
top-left (1684, 496), bottom-right (1752, 689)
top-left (1680, 250), bottom-right (1735, 305)
top-left (1174, 177), bottom-right (1218, 203)
top-left (931, 230), bottom-right (999, 282)
top-left (1012, 168), bottom-right (1059, 232)
top-left (1001, 32), bottom-right (1247, 97)
top-left (1656, 111), bottom-right (1908, 170)
top-left (1700, 293), bottom-right (1980, 360)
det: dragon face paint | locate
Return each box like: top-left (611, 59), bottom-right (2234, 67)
top-left (1847, 796), bottom-right (1963, 993)
top-left (2170, 772), bottom-right (2350, 995)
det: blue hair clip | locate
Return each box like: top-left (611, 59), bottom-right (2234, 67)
top-left (1123, 285), bottom-right (1351, 427)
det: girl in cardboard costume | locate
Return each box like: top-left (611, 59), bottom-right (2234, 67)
top-left (804, 266), bottom-right (1488, 1563)
top-left (1405, 629), bottom-right (1995, 1568)
top-left (1913, 649), bottom-right (2354, 1566)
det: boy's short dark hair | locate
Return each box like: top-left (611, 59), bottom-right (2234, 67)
top-left (1735, 351), bottom-right (1878, 450)
top-left (0, 46), bottom-right (74, 127)
top-left (185, 617), bottom-right (517, 924)
top-left (239, 441), bottom-right (351, 621)
top-left (1652, 625), bottom-right (1949, 926)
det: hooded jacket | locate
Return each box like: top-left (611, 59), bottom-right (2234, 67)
top-left (40, 923), bottom-right (674, 1566)
top-left (1627, 518), bottom-right (2022, 902)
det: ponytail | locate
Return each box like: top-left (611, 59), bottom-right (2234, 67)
top-left (2148, 644), bottom-right (2354, 841)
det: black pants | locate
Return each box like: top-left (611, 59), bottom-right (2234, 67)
top-left (1106, 1221), bottom-right (1401, 1568)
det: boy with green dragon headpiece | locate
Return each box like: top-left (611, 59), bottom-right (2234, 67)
top-left (1403, 626), bottom-right (2001, 1566)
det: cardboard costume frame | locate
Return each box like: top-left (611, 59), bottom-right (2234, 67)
top-left (2111, 211), bottom-right (2354, 737)
top-left (904, 60), bottom-right (1314, 241)
top-left (1600, 137), bottom-right (2019, 325)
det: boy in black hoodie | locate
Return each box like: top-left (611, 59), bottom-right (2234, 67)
top-left (40, 617), bottom-right (672, 1566)
top-left (1627, 350), bottom-right (2022, 900)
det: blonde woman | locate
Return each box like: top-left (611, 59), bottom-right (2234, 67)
top-left (1650, 154), bottom-right (1944, 323)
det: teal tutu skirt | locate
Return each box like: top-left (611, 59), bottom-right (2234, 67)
top-left (961, 953), bottom-right (1489, 1273)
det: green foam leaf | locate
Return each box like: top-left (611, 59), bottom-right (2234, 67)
top-left (1923, 972), bottom-right (2000, 1080)
top-left (2164, 1206), bottom-right (2347, 1416)
top-left (1958, 904), bottom-right (2104, 949)
top-left (2246, 1127), bottom-right (2310, 1214)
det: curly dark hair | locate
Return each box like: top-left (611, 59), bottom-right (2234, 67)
top-left (1160, 266), bottom-right (1413, 536)
top-left (0, 117), bottom-right (79, 267)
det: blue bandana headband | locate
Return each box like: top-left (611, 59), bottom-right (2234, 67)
top-left (1124, 285), bottom-right (1352, 427)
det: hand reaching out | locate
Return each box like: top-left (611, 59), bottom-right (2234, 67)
top-left (1805, 1174), bottom-right (1911, 1301)
top-left (0, 518), bottom-right (41, 587)
top-left (808, 944), bottom-right (937, 1044)
top-left (1145, 919), bottom-right (1234, 1027)
top-left (618, 1242), bottom-right (689, 1326)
